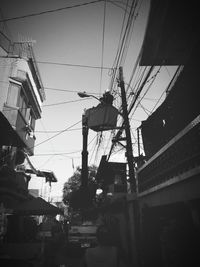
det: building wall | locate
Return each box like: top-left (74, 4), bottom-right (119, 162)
top-left (0, 57), bottom-right (13, 111)
top-left (0, 57), bottom-right (42, 111)
top-left (0, 56), bottom-right (44, 154)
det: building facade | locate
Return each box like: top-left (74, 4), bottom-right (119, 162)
top-left (0, 25), bottom-right (45, 211)
top-left (135, 1), bottom-right (200, 266)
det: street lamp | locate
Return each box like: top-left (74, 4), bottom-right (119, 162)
top-left (78, 91), bottom-right (119, 189)
top-left (77, 92), bottom-right (101, 102)
top-left (78, 91), bottom-right (115, 105)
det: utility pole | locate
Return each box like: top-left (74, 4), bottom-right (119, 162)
top-left (81, 112), bottom-right (89, 188)
top-left (118, 67), bottom-right (140, 267)
top-left (118, 66), bottom-right (136, 193)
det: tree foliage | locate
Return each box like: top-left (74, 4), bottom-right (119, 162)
top-left (62, 165), bottom-right (98, 209)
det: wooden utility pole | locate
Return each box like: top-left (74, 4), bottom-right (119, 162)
top-left (119, 67), bottom-right (140, 267)
top-left (118, 66), bottom-right (136, 193)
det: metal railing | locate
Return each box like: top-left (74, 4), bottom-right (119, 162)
top-left (137, 115), bottom-right (200, 193)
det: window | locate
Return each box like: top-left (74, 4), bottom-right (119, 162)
top-left (19, 90), bottom-right (29, 119)
top-left (6, 82), bottom-right (20, 107)
top-left (29, 110), bottom-right (36, 130)
top-left (7, 81), bottom-right (35, 127)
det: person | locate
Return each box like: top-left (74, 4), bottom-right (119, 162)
top-left (82, 224), bottom-right (129, 267)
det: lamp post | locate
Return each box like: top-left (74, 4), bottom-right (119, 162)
top-left (78, 92), bottom-right (100, 188)
top-left (78, 91), bottom-right (118, 188)
top-left (81, 110), bottom-right (90, 188)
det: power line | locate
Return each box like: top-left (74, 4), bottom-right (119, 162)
top-left (39, 118), bottom-right (56, 153)
top-left (37, 60), bottom-right (112, 70)
top-left (89, 135), bottom-right (98, 164)
top-left (109, 0), bottom-right (138, 92)
top-left (0, 98), bottom-right (91, 110)
top-left (34, 120), bottom-right (82, 148)
top-left (42, 98), bottom-right (89, 107)
top-left (32, 151), bottom-right (82, 156)
top-left (0, 0), bottom-right (104, 22)
top-left (107, 0), bottom-right (131, 12)
top-left (0, 119), bottom-right (82, 163)
top-left (44, 86), bottom-right (100, 95)
top-left (33, 135), bottom-right (97, 157)
top-left (38, 154), bottom-right (55, 169)
top-left (0, 80), bottom-right (101, 95)
top-left (35, 127), bottom-right (82, 133)
top-left (99, 0), bottom-right (106, 93)
top-left (0, 56), bottom-right (113, 70)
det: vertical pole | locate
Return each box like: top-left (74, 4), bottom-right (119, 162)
top-left (118, 66), bottom-right (136, 193)
top-left (119, 66), bottom-right (140, 267)
top-left (81, 112), bottom-right (88, 187)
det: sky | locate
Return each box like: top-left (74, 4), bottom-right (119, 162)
top-left (0, 0), bottom-right (176, 200)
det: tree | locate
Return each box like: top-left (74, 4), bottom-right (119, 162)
top-left (63, 165), bottom-right (98, 210)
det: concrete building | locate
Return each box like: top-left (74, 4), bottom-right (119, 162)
top-left (0, 22), bottom-right (45, 211)
top-left (135, 1), bottom-right (200, 266)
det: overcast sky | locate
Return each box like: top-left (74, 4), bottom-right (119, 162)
top-left (0, 0), bottom-right (176, 200)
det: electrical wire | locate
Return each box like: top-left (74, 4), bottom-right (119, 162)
top-left (0, 56), bottom-right (113, 70)
top-left (38, 118), bottom-right (56, 153)
top-left (107, 0), bottom-right (131, 12)
top-left (1, 98), bottom-right (91, 112)
top-left (31, 151), bottom-right (82, 156)
top-left (89, 134), bottom-right (99, 164)
top-left (109, 0), bottom-right (134, 92)
top-left (33, 133), bottom-right (97, 157)
top-left (0, 119), bottom-right (82, 163)
top-left (0, 0), bottom-right (104, 23)
top-left (43, 86), bottom-right (100, 95)
top-left (109, 0), bottom-right (139, 93)
top-left (42, 98), bottom-right (90, 107)
top-left (94, 0), bottom-right (131, 160)
top-left (93, 132), bottom-right (104, 165)
top-left (128, 66), bottom-right (154, 115)
top-left (130, 66), bottom-right (162, 117)
top-left (106, 63), bottom-right (143, 159)
top-left (37, 60), bottom-right (112, 70)
top-left (0, 81), bottom-right (100, 95)
top-left (38, 154), bottom-right (55, 169)
top-left (118, 0), bottom-right (141, 67)
top-left (107, 65), bottom-right (154, 160)
top-left (35, 128), bottom-right (82, 133)
top-left (99, 0), bottom-right (107, 94)
top-left (34, 120), bottom-right (82, 148)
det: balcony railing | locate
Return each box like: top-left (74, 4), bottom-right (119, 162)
top-left (137, 115), bottom-right (200, 194)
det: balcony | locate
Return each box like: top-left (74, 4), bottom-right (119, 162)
top-left (2, 105), bottom-right (35, 155)
top-left (137, 115), bottom-right (200, 195)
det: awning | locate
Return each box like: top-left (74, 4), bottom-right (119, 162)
top-left (0, 112), bottom-right (25, 147)
top-left (13, 197), bottom-right (63, 216)
top-left (25, 168), bottom-right (57, 183)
